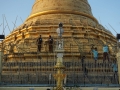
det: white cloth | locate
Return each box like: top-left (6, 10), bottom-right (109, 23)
top-left (58, 43), bottom-right (62, 49)
top-left (56, 27), bottom-right (64, 37)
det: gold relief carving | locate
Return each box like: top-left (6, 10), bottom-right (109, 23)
top-left (18, 29), bottom-right (21, 34)
top-left (64, 19), bottom-right (70, 24)
top-left (35, 20), bottom-right (40, 25)
top-left (88, 21), bottom-right (93, 27)
top-left (95, 22), bottom-right (99, 28)
top-left (22, 33), bottom-right (25, 39)
top-left (35, 5), bottom-right (38, 10)
top-left (82, 19), bottom-right (88, 26)
top-left (72, 19), bottom-right (81, 26)
top-left (14, 35), bottom-right (17, 41)
top-left (26, 28), bottom-right (28, 32)
top-left (52, 19), bottom-right (61, 24)
top-left (43, 2), bottom-right (47, 8)
top-left (8, 42), bottom-right (14, 54)
top-left (92, 22), bottom-right (97, 28)
top-left (27, 10), bottom-right (98, 24)
top-left (40, 19), bottom-right (53, 25)
top-left (80, 18), bottom-right (86, 25)
top-left (60, 19), bottom-right (70, 24)
top-left (29, 0), bottom-right (94, 22)
top-left (29, 21), bottom-right (33, 26)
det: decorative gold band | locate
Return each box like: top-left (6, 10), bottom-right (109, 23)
top-left (26, 10), bottom-right (98, 23)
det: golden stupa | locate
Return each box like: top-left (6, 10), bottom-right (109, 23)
top-left (0, 0), bottom-right (119, 87)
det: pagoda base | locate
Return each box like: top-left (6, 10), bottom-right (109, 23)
top-left (0, 86), bottom-right (120, 90)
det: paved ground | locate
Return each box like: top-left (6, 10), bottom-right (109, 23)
top-left (0, 87), bottom-right (120, 90)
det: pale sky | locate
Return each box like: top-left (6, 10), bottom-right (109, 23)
top-left (0, 0), bottom-right (120, 37)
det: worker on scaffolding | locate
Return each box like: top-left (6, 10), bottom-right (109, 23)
top-left (112, 60), bottom-right (118, 81)
top-left (103, 44), bottom-right (110, 62)
top-left (83, 65), bottom-right (88, 77)
top-left (48, 35), bottom-right (53, 52)
top-left (37, 35), bottom-right (42, 52)
top-left (81, 56), bottom-right (85, 70)
top-left (91, 47), bottom-right (98, 66)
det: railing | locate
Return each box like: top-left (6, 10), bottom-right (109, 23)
top-left (1, 59), bottom-right (119, 86)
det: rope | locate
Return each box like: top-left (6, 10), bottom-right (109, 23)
top-left (108, 23), bottom-right (118, 34)
top-left (4, 15), bottom-right (11, 33)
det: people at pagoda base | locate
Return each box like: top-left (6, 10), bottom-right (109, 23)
top-left (37, 35), bottom-right (42, 52)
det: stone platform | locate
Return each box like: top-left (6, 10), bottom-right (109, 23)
top-left (0, 87), bottom-right (120, 90)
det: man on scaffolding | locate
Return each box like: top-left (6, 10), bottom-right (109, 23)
top-left (103, 44), bottom-right (110, 62)
top-left (112, 60), bottom-right (118, 83)
top-left (91, 47), bottom-right (98, 66)
top-left (48, 35), bottom-right (53, 52)
top-left (37, 35), bottom-right (42, 52)
top-left (81, 56), bottom-right (85, 70)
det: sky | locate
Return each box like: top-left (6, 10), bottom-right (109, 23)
top-left (0, 0), bottom-right (120, 37)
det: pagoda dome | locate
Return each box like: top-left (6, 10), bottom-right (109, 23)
top-left (22, 0), bottom-right (112, 34)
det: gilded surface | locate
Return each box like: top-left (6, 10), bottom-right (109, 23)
top-left (0, 0), bottom-right (118, 85)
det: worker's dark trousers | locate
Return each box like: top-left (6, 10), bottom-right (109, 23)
top-left (49, 44), bottom-right (53, 52)
top-left (103, 52), bottom-right (109, 62)
top-left (38, 44), bottom-right (41, 52)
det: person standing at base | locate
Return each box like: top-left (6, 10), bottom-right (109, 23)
top-left (103, 45), bottom-right (109, 62)
top-left (48, 35), bottom-right (53, 52)
top-left (37, 35), bottom-right (42, 52)
top-left (92, 47), bottom-right (98, 65)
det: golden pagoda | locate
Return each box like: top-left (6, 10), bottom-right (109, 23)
top-left (0, 0), bottom-right (119, 88)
